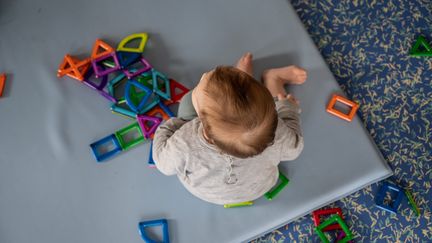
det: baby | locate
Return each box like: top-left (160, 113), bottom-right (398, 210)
top-left (152, 53), bottom-right (306, 205)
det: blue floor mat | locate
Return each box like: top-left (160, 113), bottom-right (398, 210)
top-left (253, 0), bottom-right (432, 242)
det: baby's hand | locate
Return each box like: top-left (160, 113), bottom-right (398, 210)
top-left (235, 52), bottom-right (253, 76)
top-left (277, 93), bottom-right (299, 105)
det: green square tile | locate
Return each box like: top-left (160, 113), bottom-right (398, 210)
top-left (314, 214), bottom-right (353, 243)
top-left (114, 122), bottom-right (146, 150)
top-left (265, 171), bottom-right (289, 200)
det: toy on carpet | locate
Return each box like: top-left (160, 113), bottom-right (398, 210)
top-left (335, 231), bottom-right (354, 243)
top-left (374, 181), bottom-right (421, 216)
top-left (312, 207), bottom-right (354, 242)
top-left (0, 73), bottom-right (6, 97)
top-left (374, 181), bottom-right (404, 214)
top-left (410, 35), bottom-right (432, 57)
top-left (295, 29), bottom-right (432, 243)
top-left (138, 219), bottom-right (170, 243)
top-left (314, 214), bottom-right (354, 243)
top-left (57, 33), bottom-right (190, 163)
top-left (312, 208), bottom-right (344, 232)
top-left (326, 94), bottom-right (359, 122)
top-left (404, 189), bottom-right (420, 217)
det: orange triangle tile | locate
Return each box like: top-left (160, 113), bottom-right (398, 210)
top-left (91, 39), bottom-right (115, 60)
top-left (146, 106), bottom-right (170, 121)
top-left (57, 54), bottom-right (91, 81)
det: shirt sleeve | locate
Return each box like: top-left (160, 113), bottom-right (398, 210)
top-left (275, 100), bottom-right (304, 161)
top-left (152, 117), bottom-right (189, 175)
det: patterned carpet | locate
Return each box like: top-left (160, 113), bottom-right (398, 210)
top-left (253, 0), bottom-right (432, 242)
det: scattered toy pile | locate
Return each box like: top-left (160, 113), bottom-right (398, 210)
top-left (57, 33), bottom-right (190, 164)
top-left (57, 33), bottom-right (191, 243)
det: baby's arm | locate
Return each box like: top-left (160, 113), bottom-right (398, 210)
top-left (262, 66), bottom-right (306, 161)
top-left (152, 118), bottom-right (188, 175)
top-left (275, 97), bottom-right (304, 161)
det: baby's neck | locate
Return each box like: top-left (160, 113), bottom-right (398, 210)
top-left (202, 129), bottom-right (213, 144)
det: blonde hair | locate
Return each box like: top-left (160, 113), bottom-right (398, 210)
top-left (200, 66), bottom-right (277, 158)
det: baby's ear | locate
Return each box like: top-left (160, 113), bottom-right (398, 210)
top-left (191, 89), bottom-right (200, 113)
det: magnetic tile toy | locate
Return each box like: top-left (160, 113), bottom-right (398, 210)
top-left (148, 142), bottom-right (156, 168)
top-left (326, 94), bottom-right (359, 122)
top-left (312, 208), bottom-right (344, 231)
top-left (410, 35), bottom-right (432, 57)
top-left (137, 71), bottom-right (165, 90)
top-left (314, 215), bottom-right (353, 243)
top-left (117, 51), bottom-right (141, 68)
top-left (335, 231), bottom-right (354, 243)
top-left (91, 39), bottom-right (115, 60)
top-left (375, 182), bottom-right (404, 214)
top-left (152, 70), bottom-right (171, 100)
top-left (57, 54), bottom-right (91, 81)
top-left (102, 60), bottom-right (116, 68)
top-left (117, 33), bottom-right (149, 53)
top-left (114, 122), bottom-right (146, 150)
top-left (138, 219), bottom-right (169, 243)
top-left (158, 101), bottom-right (175, 117)
top-left (111, 109), bottom-right (135, 120)
top-left (83, 67), bottom-right (108, 91)
top-left (57, 35), bottom-right (190, 169)
top-left (90, 134), bottom-right (122, 162)
top-left (168, 79), bottom-right (190, 103)
top-left (123, 57), bottom-right (152, 79)
top-left (139, 95), bottom-right (161, 114)
top-left (405, 189), bottom-right (420, 216)
top-left (108, 72), bottom-right (128, 98)
top-left (224, 201), bottom-right (253, 208)
top-left (124, 80), bottom-right (152, 112)
top-left (98, 90), bottom-right (116, 103)
top-left (0, 73), bottom-right (6, 97)
top-left (264, 171), bottom-right (289, 200)
top-left (82, 67), bottom-right (116, 102)
top-left (91, 52), bottom-right (121, 78)
top-left (137, 115), bottom-right (162, 139)
top-left (136, 72), bottom-right (154, 88)
top-left (146, 105), bottom-right (171, 121)
top-left (111, 102), bottom-right (137, 119)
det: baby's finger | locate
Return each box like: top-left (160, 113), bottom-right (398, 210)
top-left (277, 94), bottom-right (286, 101)
top-left (286, 94), bottom-right (299, 105)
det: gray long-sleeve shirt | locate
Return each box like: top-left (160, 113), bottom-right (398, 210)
top-left (152, 100), bottom-right (304, 205)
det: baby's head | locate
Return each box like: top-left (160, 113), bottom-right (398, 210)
top-left (192, 66), bottom-right (277, 158)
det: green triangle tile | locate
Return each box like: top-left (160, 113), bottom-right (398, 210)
top-left (410, 36), bottom-right (432, 57)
